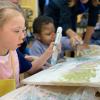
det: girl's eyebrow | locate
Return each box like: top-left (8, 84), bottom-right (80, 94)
top-left (12, 26), bottom-right (26, 29)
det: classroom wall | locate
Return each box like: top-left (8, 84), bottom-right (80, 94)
top-left (19, 0), bottom-right (39, 32)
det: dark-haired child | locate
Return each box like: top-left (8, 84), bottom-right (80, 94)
top-left (30, 16), bottom-right (72, 67)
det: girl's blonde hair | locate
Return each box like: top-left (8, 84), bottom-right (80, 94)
top-left (0, 0), bottom-right (23, 27)
top-left (68, 0), bottom-right (98, 7)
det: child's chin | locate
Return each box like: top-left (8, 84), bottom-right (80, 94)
top-left (10, 48), bottom-right (16, 51)
top-left (10, 47), bottom-right (18, 50)
top-left (17, 44), bottom-right (21, 48)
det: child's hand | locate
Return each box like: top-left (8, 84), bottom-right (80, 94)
top-left (45, 42), bottom-right (54, 57)
top-left (56, 43), bottom-right (62, 53)
top-left (70, 35), bottom-right (83, 47)
top-left (25, 55), bottom-right (39, 62)
top-left (77, 43), bottom-right (89, 50)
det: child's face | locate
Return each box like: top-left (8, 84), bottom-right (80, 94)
top-left (9, 0), bottom-right (19, 4)
top-left (80, 0), bottom-right (88, 4)
top-left (0, 14), bottom-right (25, 50)
top-left (39, 23), bottom-right (55, 45)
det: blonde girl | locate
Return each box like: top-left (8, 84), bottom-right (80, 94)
top-left (0, 0), bottom-right (53, 88)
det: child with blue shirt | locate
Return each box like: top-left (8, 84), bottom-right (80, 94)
top-left (30, 16), bottom-right (72, 67)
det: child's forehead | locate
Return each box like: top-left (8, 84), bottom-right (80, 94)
top-left (0, 9), bottom-right (24, 28)
top-left (41, 23), bottom-right (54, 29)
top-left (3, 16), bottom-right (25, 29)
top-left (9, 0), bottom-right (19, 4)
top-left (4, 9), bottom-right (24, 23)
top-left (4, 8), bottom-right (22, 16)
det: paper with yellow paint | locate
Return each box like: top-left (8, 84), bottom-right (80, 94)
top-left (0, 79), bottom-right (16, 96)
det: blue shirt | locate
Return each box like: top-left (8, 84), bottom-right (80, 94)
top-left (30, 37), bottom-right (72, 63)
top-left (16, 49), bottom-right (32, 73)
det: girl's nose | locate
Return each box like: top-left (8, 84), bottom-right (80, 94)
top-left (22, 31), bottom-right (26, 38)
top-left (19, 31), bottom-right (26, 40)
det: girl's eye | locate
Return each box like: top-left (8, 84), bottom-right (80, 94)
top-left (22, 29), bottom-right (26, 33)
top-left (14, 29), bottom-right (26, 33)
top-left (14, 30), bottom-right (20, 33)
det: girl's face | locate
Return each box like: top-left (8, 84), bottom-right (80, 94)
top-left (38, 23), bottom-right (55, 45)
top-left (80, 0), bottom-right (88, 4)
top-left (0, 14), bottom-right (26, 50)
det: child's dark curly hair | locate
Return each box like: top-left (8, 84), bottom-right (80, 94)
top-left (32, 16), bottom-right (54, 34)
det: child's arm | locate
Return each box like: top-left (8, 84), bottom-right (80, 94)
top-left (27, 42), bottom-right (54, 74)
